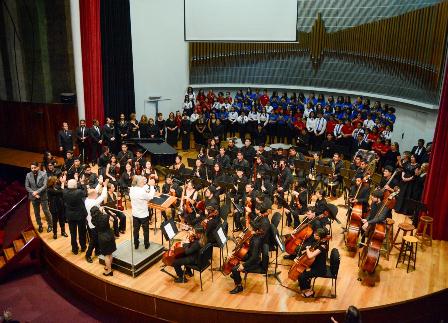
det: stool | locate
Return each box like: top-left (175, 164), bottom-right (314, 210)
top-left (416, 216), bottom-right (433, 246)
top-left (384, 218), bottom-right (395, 260)
top-left (396, 235), bottom-right (418, 273)
top-left (392, 222), bottom-right (415, 251)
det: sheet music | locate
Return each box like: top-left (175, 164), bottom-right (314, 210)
top-left (165, 223), bottom-right (176, 240)
top-left (217, 227), bottom-right (227, 244)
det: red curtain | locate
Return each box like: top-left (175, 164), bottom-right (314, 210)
top-left (79, 0), bottom-right (104, 126)
top-left (422, 64), bottom-right (448, 240)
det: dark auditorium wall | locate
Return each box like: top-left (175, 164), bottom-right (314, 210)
top-left (189, 0), bottom-right (448, 106)
top-left (0, 0), bottom-right (75, 103)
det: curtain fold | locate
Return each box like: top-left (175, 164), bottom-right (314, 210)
top-left (422, 63), bottom-right (448, 241)
top-left (79, 0), bottom-right (104, 125)
top-left (100, 0), bottom-right (135, 120)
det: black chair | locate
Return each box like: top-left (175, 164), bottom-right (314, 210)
top-left (184, 243), bottom-right (214, 291)
top-left (243, 244), bottom-right (270, 293)
top-left (325, 204), bottom-right (339, 238)
top-left (312, 248), bottom-right (340, 298)
top-left (212, 222), bottom-right (229, 270)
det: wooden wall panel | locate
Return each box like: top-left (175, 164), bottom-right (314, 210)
top-left (0, 101), bottom-right (78, 155)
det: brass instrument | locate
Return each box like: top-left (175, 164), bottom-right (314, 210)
top-left (309, 156), bottom-right (318, 181)
top-left (328, 161), bottom-right (336, 186)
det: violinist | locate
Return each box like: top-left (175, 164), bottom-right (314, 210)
top-left (172, 155), bottom-right (186, 181)
top-left (298, 228), bottom-right (329, 298)
top-left (204, 186), bottom-right (219, 211)
top-left (181, 180), bottom-right (199, 226)
top-left (45, 162), bottom-right (60, 178)
top-left (234, 183), bottom-right (256, 232)
top-left (161, 174), bottom-right (182, 221)
top-left (142, 161), bottom-right (158, 183)
top-left (192, 159), bottom-right (206, 180)
top-left (203, 206), bottom-right (221, 244)
top-left (229, 206), bottom-right (270, 294)
top-left (81, 165), bottom-right (98, 188)
top-left (118, 163), bottom-right (134, 195)
top-left (105, 155), bottom-right (119, 186)
top-left (103, 183), bottom-right (127, 237)
top-left (361, 190), bottom-right (388, 238)
top-left (67, 157), bottom-right (83, 180)
top-left (172, 226), bottom-right (208, 283)
top-left (117, 144), bottom-right (134, 173)
top-left (323, 152), bottom-right (343, 197)
top-left (98, 146), bottom-right (111, 177)
top-left (63, 150), bottom-right (74, 172)
top-left (134, 150), bottom-right (145, 175)
top-left (287, 184), bottom-right (307, 228)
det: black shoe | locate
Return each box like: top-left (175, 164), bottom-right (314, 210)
top-left (185, 269), bottom-right (193, 277)
top-left (283, 254), bottom-right (296, 260)
top-left (135, 244), bottom-right (139, 250)
top-left (103, 271), bottom-right (113, 277)
top-left (145, 244), bottom-right (150, 249)
top-left (230, 285), bottom-right (243, 294)
top-left (38, 226), bottom-right (43, 233)
top-left (114, 232), bottom-right (120, 238)
top-left (174, 276), bottom-right (188, 283)
top-left (61, 232), bottom-right (68, 237)
top-left (80, 248), bottom-right (86, 252)
top-left (120, 230), bottom-right (125, 234)
top-left (53, 234), bottom-right (57, 239)
top-left (85, 256), bottom-right (93, 263)
top-left (72, 250), bottom-right (78, 255)
top-left (47, 227), bottom-right (53, 233)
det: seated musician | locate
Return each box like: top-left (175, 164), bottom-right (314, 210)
top-left (133, 149), bottom-right (146, 175)
top-left (277, 159), bottom-right (293, 195)
top-left (206, 138), bottom-right (219, 159)
top-left (98, 146), bottom-right (111, 177)
top-left (360, 189), bottom-right (388, 242)
top-left (117, 144), bottom-right (134, 174)
top-left (172, 155), bottom-right (186, 181)
top-left (232, 167), bottom-right (248, 206)
top-left (287, 146), bottom-right (305, 178)
top-left (67, 157), bottom-right (83, 180)
top-left (323, 152), bottom-right (343, 197)
top-left (232, 151), bottom-right (250, 175)
top-left (379, 165), bottom-right (398, 219)
top-left (181, 180), bottom-right (199, 226)
top-left (351, 158), bottom-right (369, 184)
top-left (287, 183), bottom-right (307, 228)
top-left (350, 155), bottom-right (362, 171)
top-left (172, 226), bottom-right (208, 283)
top-left (105, 155), bottom-right (120, 186)
top-left (226, 139), bottom-right (238, 162)
top-left (234, 183), bottom-right (257, 232)
top-left (161, 174), bottom-right (182, 221)
top-left (298, 228), bottom-right (329, 298)
top-left (203, 206), bottom-right (222, 244)
top-left (256, 144), bottom-right (271, 165)
top-left (103, 183), bottom-right (127, 237)
top-left (192, 158), bottom-right (206, 180)
top-left (215, 147), bottom-right (231, 169)
top-left (204, 186), bottom-right (219, 210)
top-left (308, 153), bottom-right (323, 194)
top-left (142, 161), bottom-right (158, 183)
top-left (210, 163), bottom-right (228, 195)
top-left (81, 165), bottom-right (98, 188)
top-left (348, 174), bottom-right (371, 214)
top-left (63, 150), bottom-right (74, 172)
top-left (240, 138), bottom-right (256, 167)
top-left (118, 162), bottom-right (134, 196)
top-left (229, 206), bottom-right (271, 295)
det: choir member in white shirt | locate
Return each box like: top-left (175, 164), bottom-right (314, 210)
top-left (381, 125), bottom-right (392, 140)
top-left (237, 111), bottom-right (249, 139)
top-left (363, 114), bottom-right (375, 130)
top-left (258, 107), bottom-right (269, 128)
top-left (313, 111), bottom-right (327, 150)
top-left (303, 103), bottom-right (314, 119)
top-left (228, 107), bottom-right (239, 137)
top-left (129, 176), bottom-right (156, 249)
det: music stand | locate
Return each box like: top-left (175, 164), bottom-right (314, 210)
top-left (276, 194), bottom-right (290, 236)
top-left (217, 181), bottom-right (235, 203)
top-left (160, 218), bottom-right (179, 249)
top-left (294, 160), bottom-right (311, 173)
top-left (268, 232), bottom-right (285, 284)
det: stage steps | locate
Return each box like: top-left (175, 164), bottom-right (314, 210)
top-left (13, 239), bottom-right (25, 253)
top-left (3, 247), bottom-right (15, 261)
top-left (22, 230), bottom-right (36, 242)
top-left (0, 255), bottom-right (5, 269)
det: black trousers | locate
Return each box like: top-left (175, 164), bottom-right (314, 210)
top-left (173, 255), bottom-right (196, 277)
top-left (112, 211), bottom-right (126, 234)
top-left (78, 142), bottom-right (88, 163)
top-left (68, 219), bottom-right (87, 252)
top-left (51, 209), bottom-right (66, 234)
top-left (299, 269), bottom-right (324, 290)
top-left (182, 133), bottom-right (190, 150)
top-left (133, 216), bottom-right (149, 247)
top-left (86, 227), bottom-right (98, 257)
top-left (91, 142), bottom-right (101, 164)
top-left (231, 266), bottom-right (243, 284)
top-left (234, 211), bottom-right (245, 230)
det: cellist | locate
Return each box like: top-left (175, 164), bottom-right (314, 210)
top-left (229, 205), bottom-right (271, 295)
top-left (172, 226), bottom-right (208, 283)
top-left (360, 190), bottom-right (388, 244)
top-left (298, 228), bottom-right (329, 298)
top-left (348, 174), bottom-right (370, 214)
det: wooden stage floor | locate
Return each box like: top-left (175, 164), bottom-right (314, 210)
top-left (2, 147), bottom-right (448, 319)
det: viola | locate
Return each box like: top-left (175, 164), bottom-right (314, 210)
top-left (135, 161), bottom-right (142, 175)
top-left (116, 192), bottom-right (124, 211)
top-left (195, 200), bottom-right (205, 212)
top-left (201, 209), bottom-right (219, 229)
top-left (114, 164), bottom-right (120, 180)
top-left (222, 229), bottom-right (254, 275)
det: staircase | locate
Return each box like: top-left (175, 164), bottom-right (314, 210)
top-left (0, 229), bottom-right (39, 276)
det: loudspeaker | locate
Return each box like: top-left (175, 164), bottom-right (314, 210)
top-left (60, 93), bottom-right (76, 104)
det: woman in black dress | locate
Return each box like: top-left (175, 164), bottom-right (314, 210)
top-left (382, 142), bottom-right (400, 170)
top-left (195, 115), bottom-right (207, 147)
top-left (139, 115), bottom-right (149, 138)
top-left (47, 175), bottom-right (67, 239)
top-left (156, 113), bottom-right (166, 139)
top-left (166, 112), bottom-right (178, 147)
top-left (91, 206), bottom-right (117, 276)
top-left (129, 113), bottom-right (139, 138)
top-left (180, 113), bottom-right (191, 151)
top-left (148, 118), bottom-right (159, 138)
top-left (395, 153), bottom-right (419, 215)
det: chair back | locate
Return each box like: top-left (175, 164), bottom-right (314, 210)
top-left (329, 248), bottom-right (341, 278)
top-left (268, 224), bottom-right (279, 251)
top-left (198, 243), bottom-right (213, 270)
top-left (261, 243), bottom-right (270, 272)
top-left (220, 203), bottom-right (230, 222)
top-left (271, 212), bottom-right (282, 229)
top-left (222, 221), bottom-right (229, 237)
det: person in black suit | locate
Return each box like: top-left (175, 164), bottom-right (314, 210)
top-left (352, 133), bottom-right (369, 156)
top-left (76, 119), bottom-right (89, 164)
top-left (103, 117), bottom-right (117, 154)
top-left (411, 139), bottom-right (428, 164)
top-left (63, 177), bottom-right (88, 254)
top-left (58, 122), bottom-right (75, 156)
top-left (90, 119), bottom-right (103, 166)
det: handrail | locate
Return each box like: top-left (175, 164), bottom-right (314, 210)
top-left (0, 194), bottom-right (27, 225)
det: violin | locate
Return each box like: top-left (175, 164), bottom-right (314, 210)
top-left (222, 229), bottom-right (254, 275)
top-left (135, 161), bottom-right (142, 175)
top-left (114, 163), bottom-right (120, 180)
top-left (201, 209), bottom-right (219, 229)
top-left (116, 192), bottom-right (124, 211)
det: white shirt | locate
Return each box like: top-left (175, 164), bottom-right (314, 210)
top-left (334, 124), bottom-right (343, 137)
top-left (265, 105), bottom-right (274, 114)
top-left (228, 111), bottom-right (239, 122)
top-left (129, 185), bottom-right (155, 218)
top-left (248, 111), bottom-right (259, 122)
top-left (182, 101), bottom-right (193, 111)
top-left (352, 128), bottom-right (365, 138)
top-left (258, 113), bottom-right (269, 126)
top-left (237, 115), bottom-right (249, 124)
top-left (186, 91), bottom-right (196, 102)
top-left (303, 108), bottom-right (314, 118)
top-left (190, 113), bottom-right (199, 123)
top-left (363, 119), bottom-right (375, 130)
top-left (314, 117), bottom-right (327, 135)
top-left (381, 130), bottom-right (392, 140)
top-left (85, 185), bottom-right (107, 229)
top-left (306, 117), bottom-right (316, 132)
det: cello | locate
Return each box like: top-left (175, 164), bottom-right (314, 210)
top-left (222, 229), bottom-right (254, 275)
top-left (162, 230), bottom-right (197, 266)
top-left (288, 237), bottom-right (329, 281)
top-left (359, 189), bottom-right (399, 273)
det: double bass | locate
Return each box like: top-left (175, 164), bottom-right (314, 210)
top-left (222, 229), bottom-right (254, 275)
top-left (288, 238), bottom-right (328, 281)
top-left (359, 189), bottom-right (399, 273)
